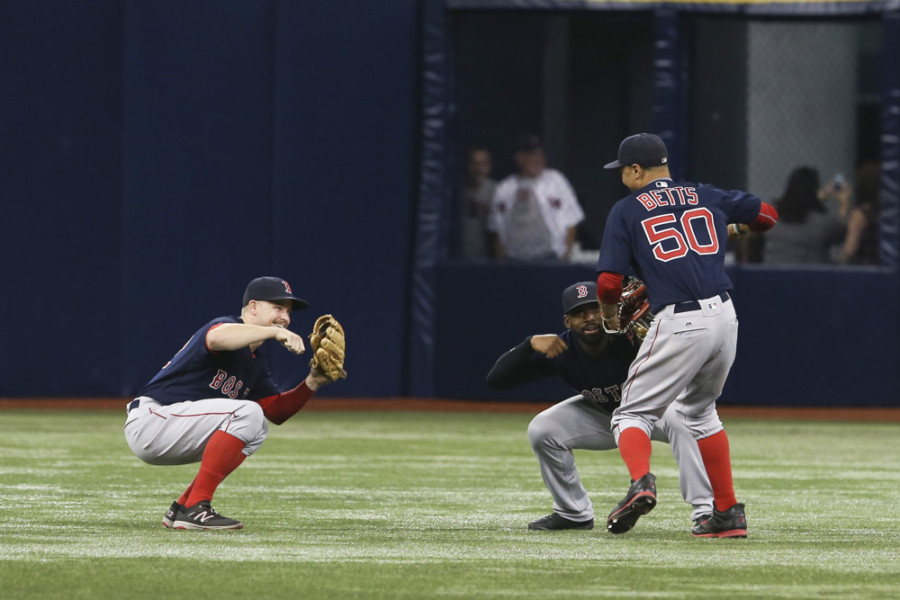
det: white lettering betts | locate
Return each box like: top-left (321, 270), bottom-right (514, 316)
top-left (636, 186), bottom-right (699, 211)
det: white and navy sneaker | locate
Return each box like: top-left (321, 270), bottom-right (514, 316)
top-left (162, 501), bottom-right (183, 528)
top-left (173, 501), bottom-right (243, 530)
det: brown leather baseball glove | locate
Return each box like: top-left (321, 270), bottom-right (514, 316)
top-left (308, 314), bottom-right (347, 381)
top-left (619, 278), bottom-right (653, 340)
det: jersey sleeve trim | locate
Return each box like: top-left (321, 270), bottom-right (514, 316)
top-left (205, 322), bottom-right (227, 355)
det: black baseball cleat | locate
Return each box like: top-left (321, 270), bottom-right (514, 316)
top-left (162, 501), bottom-right (183, 528)
top-left (691, 503), bottom-right (747, 538)
top-left (692, 513), bottom-right (713, 530)
top-left (173, 501), bottom-right (243, 530)
top-left (528, 513), bottom-right (594, 531)
top-left (606, 473), bottom-right (657, 534)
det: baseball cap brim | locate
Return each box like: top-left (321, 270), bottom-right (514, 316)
top-left (603, 159), bottom-right (624, 169)
top-left (565, 298), bottom-right (599, 314)
top-left (271, 297), bottom-right (309, 311)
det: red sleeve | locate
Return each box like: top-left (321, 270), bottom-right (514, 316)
top-left (747, 202), bottom-right (779, 233)
top-left (597, 272), bottom-right (625, 304)
top-left (257, 380), bottom-right (315, 425)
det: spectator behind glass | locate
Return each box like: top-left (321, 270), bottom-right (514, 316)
top-left (762, 166), bottom-right (850, 265)
top-left (458, 147), bottom-right (497, 260)
top-left (840, 162), bottom-right (880, 265)
top-left (487, 134), bottom-right (584, 261)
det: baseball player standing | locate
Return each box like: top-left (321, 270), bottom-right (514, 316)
top-left (486, 281), bottom-right (713, 530)
top-left (124, 276), bottom-right (346, 530)
top-left (595, 133), bottom-right (778, 538)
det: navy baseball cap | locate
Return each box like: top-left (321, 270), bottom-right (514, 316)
top-left (242, 276), bottom-right (309, 311)
top-left (603, 133), bottom-right (669, 169)
top-left (562, 281), bottom-right (598, 314)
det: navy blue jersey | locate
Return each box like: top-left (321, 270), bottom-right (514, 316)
top-left (486, 330), bottom-right (639, 412)
top-left (138, 316), bottom-right (280, 405)
top-left (596, 179), bottom-right (761, 312)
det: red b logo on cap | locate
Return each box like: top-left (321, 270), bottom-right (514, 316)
top-left (282, 280), bottom-right (293, 294)
top-left (576, 285), bottom-right (588, 299)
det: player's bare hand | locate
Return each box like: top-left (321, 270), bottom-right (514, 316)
top-left (727, 224), bottom-right (750, 240)
top-left (274, 326), bottom-right (306, 355)
top-left (531, 334), bottom-right (567, 358)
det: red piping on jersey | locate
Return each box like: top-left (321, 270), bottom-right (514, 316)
top-left (171, 410), bottom-right (237, 419)
top-left (622, 320), bottom-right (662, 406)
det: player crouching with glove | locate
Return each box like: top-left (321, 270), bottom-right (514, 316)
top-left (124, 276), bottom-right (347, 530)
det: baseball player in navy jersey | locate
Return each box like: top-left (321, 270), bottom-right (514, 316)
top-left (486, 281), bottom-right (713, 530)
top-left (595, 133), bottom-right (778, 537)
top-left (124, 276), bottom-right (336, 530)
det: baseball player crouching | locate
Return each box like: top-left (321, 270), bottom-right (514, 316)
top-left (486, 281), bottom-right (714, 530)
top-left (124, 276), bottom-right (346, 530)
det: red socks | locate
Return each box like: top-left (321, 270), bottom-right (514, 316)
top-left (618, 427), bottom-right (652, 481)
top-left (183, 431), bottom-right (247, 507)
top-left (696, 430), bottom-right (738, 512)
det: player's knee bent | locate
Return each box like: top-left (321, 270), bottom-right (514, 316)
top-left (684, 412), bottom-right (723, 440)
top-left (229, 401), bottom-right (269, 455)
top-left (527, 415), bottom-right (560, 451)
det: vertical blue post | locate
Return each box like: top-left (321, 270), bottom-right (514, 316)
top-left (408, 0), bottom-right (449, 396)
top-left (880, 10), bottom-right (900, 269)
top-left (651, 7), bottom-right (687, 179)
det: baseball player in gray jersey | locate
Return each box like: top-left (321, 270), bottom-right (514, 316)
top-left (487, 281), bottom-right (713, 530)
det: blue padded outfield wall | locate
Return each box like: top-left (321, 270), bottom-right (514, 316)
top-left (1, 0), bottom-right (418, 397)
top-left (1, 0), bottom-right (899, 407)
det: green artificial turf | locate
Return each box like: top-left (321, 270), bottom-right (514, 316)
top-left (0, 409), bottom-right (897, 599)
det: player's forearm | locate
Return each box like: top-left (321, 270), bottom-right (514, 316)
top-left (257, 380), bottom-right (316, 425)
top-left (206, 323), bottom-right (281, 351)
top-left (486, 338), bottom-right (548, 390)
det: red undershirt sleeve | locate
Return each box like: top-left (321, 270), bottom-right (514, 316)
top-left (747, 202), bottom-right (779, 232)
top-left (256, 380), bottom-right (316, 425)
top-left (597, 272), bottom-right (625, 304)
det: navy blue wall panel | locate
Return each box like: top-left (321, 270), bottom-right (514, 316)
top-left (120, 1), bottom-right (279, 392)
top-left (0, 1), bottom-right (123, 394)
top-left (0, 1), bottom-right (418, 397)
top-left (268, 0), bottom-right (418, 396)
top-left (725, 266), bottom-right (899, 407)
